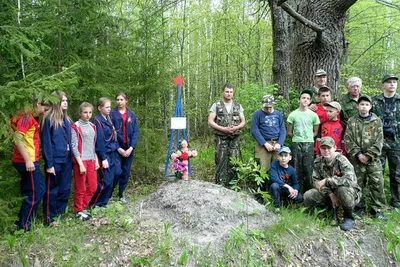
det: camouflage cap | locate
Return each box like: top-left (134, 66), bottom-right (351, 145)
top-left (324, 101), bottom-right (341, 111)
top-left (357, 95), bottom-right (372, 104)
top-left (315, 69), bottom-right (327, 76)
top-left (262, 95), bottom-right (275, 107)
top-left (278, 146), bottom-right (291, 154)
top-left (382, 74), bottom-right (398, 83)
top-left (320, 136), bottom-right (335, 148)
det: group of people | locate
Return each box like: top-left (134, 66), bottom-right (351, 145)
top-left (208, 72), bottom-right (400, 231)
top-left (11, 92), bottom-right (139, 231)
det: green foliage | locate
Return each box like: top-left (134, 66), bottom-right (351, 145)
top-left (384, 209), bottom-right (400, 262)
top-left (230, 157), bottom-right (271, 205)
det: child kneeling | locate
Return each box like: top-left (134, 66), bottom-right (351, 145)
top-left (269, 147), bottom-right (303, 207)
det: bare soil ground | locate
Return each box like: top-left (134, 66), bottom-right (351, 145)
top-left (129, 179), bottom-right (397, 266)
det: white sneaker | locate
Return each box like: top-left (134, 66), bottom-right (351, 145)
top-left (76, 212), bottom-right (90, 221)
top-left (119, 197), bottom-right (128, 204)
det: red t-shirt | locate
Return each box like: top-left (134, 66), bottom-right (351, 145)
top-left (315, 104), bottom-right (328, 123)
top-left (11, 110), bottom-right (40, 163)
top-left (121, 111), bottom-right (128, 144)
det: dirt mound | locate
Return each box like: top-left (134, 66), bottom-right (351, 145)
top-left (138, 180), bottom-right (277, 250)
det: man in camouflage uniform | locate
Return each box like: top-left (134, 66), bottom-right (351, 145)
top-left (339, 77), bottom-right (368, 122)
top-left (304, 137), bottom-right (361, 231)
top-left (372, 74), bottom-right (400, 208)
top-left (344, 95), bottom-right (386, 219)
top-left (309, 69), bottom-right (328, 112)
top-left (208, 84), bottom-right (245, 186)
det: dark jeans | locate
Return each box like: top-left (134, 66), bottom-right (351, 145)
top-left (270, 182), bottom-right (303, 207)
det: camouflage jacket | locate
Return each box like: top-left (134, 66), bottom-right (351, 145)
top-left (344, 113), bottom-right (383, 162)
top-left (214, 100), bottom-right (242, 136)
top-left (339, 93), bottom-right (369, 122)
top-left (372, 93), bottom-right (400, 147)
top-left (312, 153), bottom-right (361, 197)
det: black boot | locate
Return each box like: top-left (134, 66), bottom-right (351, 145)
top-left (340, 208), bottom-right (355, 231)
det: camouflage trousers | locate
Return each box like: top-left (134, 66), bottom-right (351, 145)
top-left (303, 186), bottom-right (360, 210)
top-left (381, 140), bottom-right (400, 207)
top-left (291, 142), bottom-right (314, 193)
top-left (215, 135), bottom-right (241, 186)
top-left (352, 159), bottom-right (386, 213)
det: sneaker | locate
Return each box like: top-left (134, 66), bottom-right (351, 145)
top-left (76, 212), bottom-right (90, 221)
top-left (340, 218), bottom-right (354, 231)
top-left (373, 212), bottom-right (387, 220)
top-left (49, 221), bottom-right (59, 227)
top-left (119, 197), bottom-right (128, 204)
top-left (82, 210), bottom-right (92, 218)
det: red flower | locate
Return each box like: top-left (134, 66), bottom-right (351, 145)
top-left (180, 152), bottom-right (189, 160)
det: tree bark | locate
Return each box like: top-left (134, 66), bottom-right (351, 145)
top-left (268, 0), bottom-right (356, 99)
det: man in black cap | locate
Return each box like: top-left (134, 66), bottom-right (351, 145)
top-left (372, 74), bottom-right (400, 208)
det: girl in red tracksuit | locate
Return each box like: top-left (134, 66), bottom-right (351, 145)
top-left (71, 102), bottom-right (99, 220)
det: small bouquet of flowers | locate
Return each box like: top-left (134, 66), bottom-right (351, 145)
top-left (170, 140), bottom-right (198, 181)
top-left (171, 157), bottom-right (187, 179)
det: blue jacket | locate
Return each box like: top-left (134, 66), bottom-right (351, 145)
top-left (251, 109), bottom-right (286, 146)
top-left (94, 114), bottom-right (119, 161)
top-left (269, 160), bottom-right (300, 190)
top-left (41, 117), bottom-right (72, 168)
top-left (110, 108), bottom-right (139, 148)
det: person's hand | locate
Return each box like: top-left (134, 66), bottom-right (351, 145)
top-left (79, 164), bottom-right (86, 174)
top-left (125, 147), bottom-right (133, 157)
top-left (46, 167), bottom-right (56, 175)
top-left (358, 154), bottom-right (370, 164)
top-left (102, 159), bottom-right (109, 169)
top-left (288, 187), bottom-right (298, 199)
top-left (264, 142), bottom-right (274, 152)
top-left (118, 148), bottom-right (127, 157)
top-left (25, 160), bottom-right (35, 172)
top-left (273, 143), bottom-right (281, 151)
top-left (329, 193), bottom-right (340, 207)
top-left (95, 161), bottom-right (100, 170)
top-left (315, 179), bottom-right (326, 191)
top-left (309, 103), bottom-right (317, 112)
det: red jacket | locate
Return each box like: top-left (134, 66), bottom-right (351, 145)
top-left (315, 119), bottom-right (347, 156)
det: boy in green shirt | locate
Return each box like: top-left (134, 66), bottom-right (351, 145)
top-left (287, 89), bottom-right (320, 192)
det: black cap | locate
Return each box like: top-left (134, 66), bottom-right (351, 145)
top-left (382, 74), bottom-right (398, 83)
top-left (299, 88), bottom-right (313, 98)
top-left (357, 95), bottom-right (372, 104)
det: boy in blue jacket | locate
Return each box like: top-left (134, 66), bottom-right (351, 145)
top-left (269, 147), bottom-right (303, 207)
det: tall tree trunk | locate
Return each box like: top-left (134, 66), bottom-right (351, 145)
top-left (268, 0), bottom-right (291, 99)
top-left (17, 0), bottom-right (25, 78)
top-left (269, 0), bottom-right (356, 98)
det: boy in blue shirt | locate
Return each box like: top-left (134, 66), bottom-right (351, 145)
top-left (251, 95), bottom-right (286, 174)
top-left (269, 146), bottom-right (303, 207)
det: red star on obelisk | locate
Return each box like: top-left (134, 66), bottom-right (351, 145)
top-left (173, 74), bottom-right (184, 86)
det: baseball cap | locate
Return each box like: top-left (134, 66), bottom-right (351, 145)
top-left (278, 146), bottom-right (291, 154)
top-left (357, 95), bottom-right (372, 104)
top-left (299, 88), bottom-right (314, 98)
top-left (320, 137), bottom-right (335, 148)
top-left (315, 69), bottom-right (327, 76)
top-left (262, 95), bottom-right (275, 107)
top-left (382, 74), bottom-right (398, 83)
top-left (324, 101), bottom-right (341, 111)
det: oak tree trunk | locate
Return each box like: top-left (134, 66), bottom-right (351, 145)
top-left (269, 0), bottom-right (356, 99)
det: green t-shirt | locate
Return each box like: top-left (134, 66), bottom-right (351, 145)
top-left (287, 109), bottom-right (320, 142)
